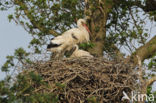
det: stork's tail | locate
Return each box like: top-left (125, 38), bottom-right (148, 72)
top-left (47, 37), bottom-right (63, 49)
top-left (47, 43), bottom-right (61, 49)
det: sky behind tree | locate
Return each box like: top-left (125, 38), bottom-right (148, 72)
top-left (0, 9), bottom-right (31, 80)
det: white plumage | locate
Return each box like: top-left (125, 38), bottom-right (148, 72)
top-left (70, 45), bottom-right (93, 58)
top-left (47, 18), bottom-right (90, 57)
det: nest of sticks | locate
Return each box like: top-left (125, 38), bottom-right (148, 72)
top-left (21, 57), bottom-right (138, 103)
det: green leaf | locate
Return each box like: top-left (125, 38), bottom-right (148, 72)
top-left (8, 14), bottom-right (13, 22)
top-left (30, 38), bottom-right (41, 45)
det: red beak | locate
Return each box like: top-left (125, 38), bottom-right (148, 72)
top-left (83, 23), bottom-right (91, 34)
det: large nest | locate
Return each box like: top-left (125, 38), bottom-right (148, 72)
top-left (21, 57), bottom-right (138, 103)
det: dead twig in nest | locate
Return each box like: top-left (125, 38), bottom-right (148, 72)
top-left (20, 57), bottom-right (138, 103)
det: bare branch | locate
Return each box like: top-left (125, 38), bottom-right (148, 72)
top-left (131, 36), bottom-right (156, 64)
top-left (146, 76), bottom-right (156, 87)
top-left (141, 76), bottom-right (156, 95)
top-left (137, 55), bottom-right (144, 86)
top-left (129, 8), bottom-right (145, 45)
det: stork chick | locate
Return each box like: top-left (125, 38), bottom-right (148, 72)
top-left (70, 45), bottom-right (93, 58)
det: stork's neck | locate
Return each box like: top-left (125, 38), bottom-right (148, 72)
top-left (77, 20), bottom-right (85, 30)
top-left (78, 24), bottom-right (88, 32)
top-left (74, 45), bottom-right (79, 52)
top-left (77, 23), bottom-right (84, 29)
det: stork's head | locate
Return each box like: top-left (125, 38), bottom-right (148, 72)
top-left (77, 19), bottom-right (86, 27)
top-left (77, 18), bottom-right (90, 34)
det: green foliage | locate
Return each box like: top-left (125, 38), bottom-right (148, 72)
top-left (147, 86), bottom-right (152, 95)
top-left (14, 48), bottom-right (29, 59)
top-left (0, 71), bottom-right (58, 103)
top-left (95, 26), bottom-right (100, 33)
top-left (8, 14), bottom-right (13, 22)
top-left (148, 56), bottom-right (156, 72)
top-left (1, 56), bottom-right (14, 72)
top-left (30, 38), bottom-right (41, 45)
top-left (147, 86), bottom-right (156, 102)
top-left (1, 47), bottom-right (31, 72)
top-left (79, 42), bottom-right (94, 50)
top-left (26, 93), bottom-right (58, 103)
top-left (29, 72), bottom-right (43, 83)
top-left (105, 0), bottom-right (113, 6)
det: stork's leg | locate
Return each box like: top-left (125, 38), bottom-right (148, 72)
top-left (57, 44), bottom-right (69, 58)
top-left (50, 52), bottom-right (58, 59)
top-left (50, 44), bottom-right (69, 59)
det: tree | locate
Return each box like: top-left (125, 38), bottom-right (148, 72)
top-left (0, 0), bottom-right (156, 102)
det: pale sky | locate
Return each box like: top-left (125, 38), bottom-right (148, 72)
top-left (0, 9), bottom-right (31, 80)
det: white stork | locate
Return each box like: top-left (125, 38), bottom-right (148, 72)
top-left (47, 18), bottom-right (90, 57)
top-left (70, 45), bottom-right (93, 58)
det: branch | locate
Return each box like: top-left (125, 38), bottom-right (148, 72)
top-left (14, 0), bottom-right (59, 36)
top-left (49, 30), bottom-right (59, 36)
top-left (136, 56), bottom-right (156, 96)
top-left (146, 76), bottom-right (156, 87)
top-left (141, 76), bottom-right (156, 95)
top-left (129, 8), bottom-right (145, 45)
top-left (131, 36), bottom-right (156, 64)
top-left (136, 55), bottom-right (144, 85)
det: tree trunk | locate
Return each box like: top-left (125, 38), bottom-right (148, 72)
top-left (86, 0), bottom-right (113, 57)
